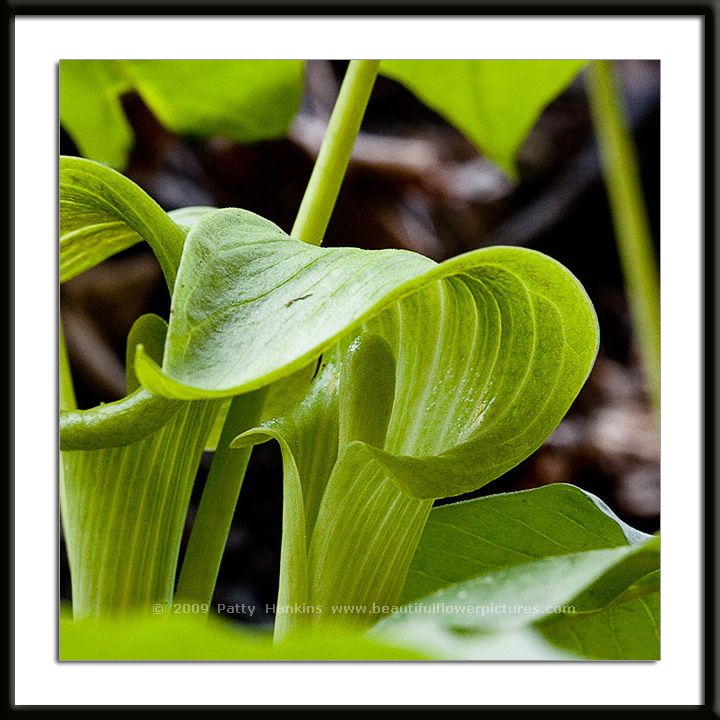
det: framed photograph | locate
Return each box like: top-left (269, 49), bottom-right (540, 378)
top-left (11, 1), bottom-right (712, 711)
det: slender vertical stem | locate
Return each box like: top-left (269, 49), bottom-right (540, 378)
top-left (292, 60), bottom-right (380, 245)
top-left (59, 317), bottom-right (76, 412)
top-left (587, 60), bottom-right (660, 414)
top-left (174, 389), bottom-right (267, 605)
top-left (176, 60), bottom-right (381, 607)
top-left (59, 318), bottom-right (77, 605)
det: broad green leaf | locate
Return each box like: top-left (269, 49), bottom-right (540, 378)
top-left (60, 60), bottom-right (304, 169)
top-left (136, 208), bottom-right (433, 399)
top-left (141, 206), bottom-right (598, 632)
top-left (120, 60), bottom-right (304, 145)
top-left (61, 315), bottom-right (220, 617)
top-left (60, 60), bottom-right (133, 169)
top-left (137, 207), bottom-right (599, 501)
top-left (375, 537), bottom-right (659, 660)
top-left (404, 540), bottom-right (659, 635)
top-left (60, 156), bottom-right (185, 288)
top-left (379, 60), bottom-right (587, 177)
top-left (60, 610), bottom-right (427, 661)
top-left (402, 483), bottom-right (651, 603)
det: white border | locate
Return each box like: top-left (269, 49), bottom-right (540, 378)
top-left (14, 16), bottom-right (703, 707)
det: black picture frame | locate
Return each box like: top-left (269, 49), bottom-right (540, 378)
top-left (7, 0), bottom-right (715, 712)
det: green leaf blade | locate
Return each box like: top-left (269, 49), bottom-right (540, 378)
top-left (379, 60), bottom-right (587, 177)
top-left (538, 570), bottom-right (660, 660)
top-left (119, 60), bottom-right (304, 144)
top-left (136, 207), bottom-right (437, 397)
top-left (60, 60), bottom-right (133, 169)
top-left (139, 207), bottom-right (598, 504)
top-left (402, 484), bottom-right (651, 603)
top-left (60, 60), bottom-right (305, 169)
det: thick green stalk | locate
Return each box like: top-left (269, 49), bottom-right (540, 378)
top-left (587, 60), bottom-right (660, 414)
top-left (291, 60), bottom-right (380, 245)
top-left (176, 60), bottom-right (381, 609)
top-left (174, 389), bottom-right (267, 605)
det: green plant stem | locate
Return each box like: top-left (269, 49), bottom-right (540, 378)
top-left (291, 60), bottom-right (381, 246)
top-left (59, 318), bottom-right (77, 411)
top-left (174, 389), bottom-right (267, 605)
top-left (587, 60), bottom-right (660, 414)
top-left (59, 318), bottom-right (76, 567)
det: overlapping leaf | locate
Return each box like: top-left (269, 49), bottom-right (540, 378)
top-left (374, 535), bottom-right (659, 660)
top-left (232, 339), bottom-right (429, 635)
top-left (59, 158), bottom-right (217, 455)
top-left (138, 207), bottom-right (599, 501)
top-left (376, 484), bottom-right (659, 660)
top-left (402, 483), bottom-right (651, 602)
top-left (537, 568), bottom-right (660, 659)
top-left (132, 206), bottom-right (598, 628)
